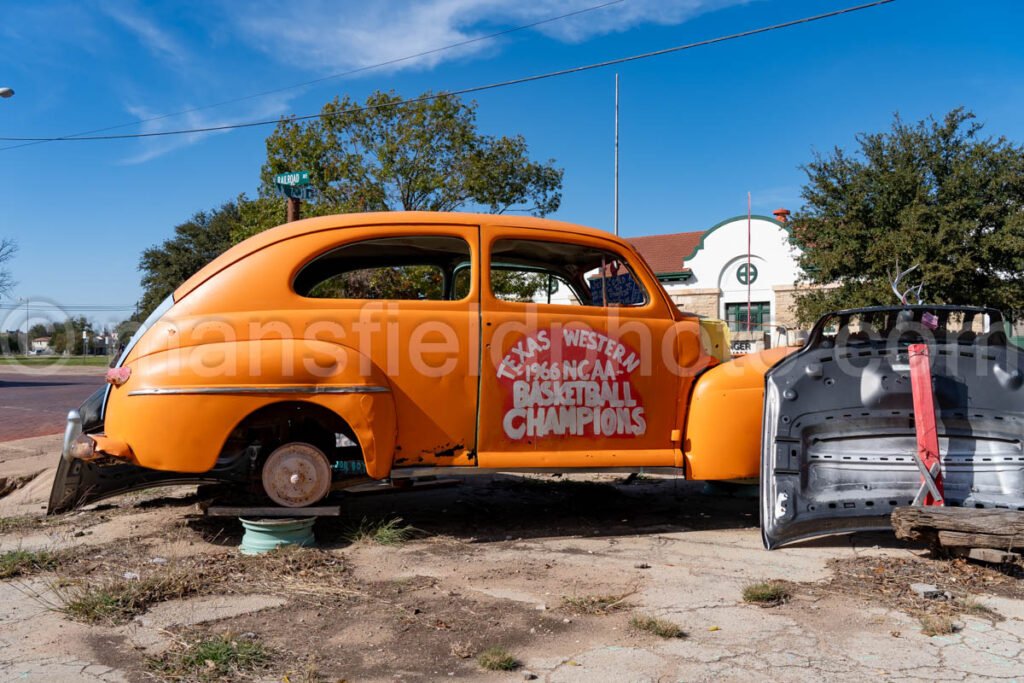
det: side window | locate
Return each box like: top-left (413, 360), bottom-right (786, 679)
top-left (294, 236), bottom-right (471, 301)
top-left (489, 239), bottom-right (648, 307)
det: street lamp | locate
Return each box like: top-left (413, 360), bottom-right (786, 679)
top-left (0, 88), bottom-right (14, 99)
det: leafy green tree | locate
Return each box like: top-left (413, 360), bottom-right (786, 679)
top-left (231, 192), bottom-right (337, 244)
top-left (259, 90), bottom-right (562, 218)
top-left (137, 201), bottom-right (237, 318)
top-left (50, 316), bottom-right (92, 355)
top-left (793, 108), bottom-right (1024, 323)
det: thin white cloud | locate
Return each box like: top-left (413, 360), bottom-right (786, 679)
top-left (98, 2), bottom-right (187, 66)
top-left (232, 0), bottom-right (754, 75)
top-left (119, 93), bottom-right (294, 164)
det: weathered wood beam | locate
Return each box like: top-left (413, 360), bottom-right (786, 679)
top-left (892, 507), bottom-right (1024, 549)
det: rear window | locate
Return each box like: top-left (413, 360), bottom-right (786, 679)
top-left (294, 236), bottom-right (471, 301)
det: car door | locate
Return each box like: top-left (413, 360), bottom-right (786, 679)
top-left (476, 224), bottom-right (698, 469)
top-left (288, 224), bottom-right (481, 468)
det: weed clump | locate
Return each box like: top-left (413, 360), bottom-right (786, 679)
top-left (630, 614), bottom-right (686, 639)
top-left (920, 614), bottom-right (960, 636)
top-left (148, 632), bottom-right (271, 681)
top-left (561, 591), bottom-right (632, 615)
top-left (477, 646), bottom-right (518, 671)
top-left (0, 549), bottom-right (59, 579)
top-left (59, 571), bottom-right (201, 624)
top-left (346, 517), bottom-right (416, 546)
top-left (742, 581), bottom-right (791, 607)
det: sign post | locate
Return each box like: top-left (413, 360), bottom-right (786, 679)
top-left (274, 171), bottom-right (314, 223)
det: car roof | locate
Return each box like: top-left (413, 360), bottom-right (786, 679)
top-left (175, 211), bottom-right (628, 301)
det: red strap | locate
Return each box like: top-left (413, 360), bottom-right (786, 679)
top-left (908, 343), bottom-right (944, 505)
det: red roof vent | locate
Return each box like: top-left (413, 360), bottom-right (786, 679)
top-left (772, 207), bottom-right (791, 223)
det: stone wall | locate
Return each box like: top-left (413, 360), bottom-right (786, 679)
top-left (773, 284), bottom-right (837, 329)
top-left (669, 288), bottom-right (720, 318)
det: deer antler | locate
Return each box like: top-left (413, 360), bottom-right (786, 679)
top-left (890, 263), bottom-right (923, 305)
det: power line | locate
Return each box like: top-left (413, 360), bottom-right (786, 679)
top-left (0, 0), bottom-right (627, 152)
top-left (0, 0), bottom-right (895, 145)
top-left (0, 304), bottom-right (135, 311)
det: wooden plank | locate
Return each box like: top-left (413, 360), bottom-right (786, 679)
top-left (204, 505), bottom-right (342, 518)
top-left (892, 507), bottom-right (1024, 549)
top-left (937, 530), bottom-right (1024, 550)
top-left (968, 548), bottom-right (1021, 564)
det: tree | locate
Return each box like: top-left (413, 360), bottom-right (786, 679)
top-left (0, 237), bottom-right (16, 298)
top-left (260, 90), bottom-right (562, 218)
top-left (50, 316), bottom-right (92, 355)
top-left (137, 201), bottom-right (237, 318)
top-left (793, 108), bottom-right (1024, 323)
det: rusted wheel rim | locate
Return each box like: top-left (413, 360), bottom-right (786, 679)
top-left (261, 442), bottom-right (331, 507)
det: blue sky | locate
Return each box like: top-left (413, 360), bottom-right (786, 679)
top-left (2, 0), bottom-right (1024, 329)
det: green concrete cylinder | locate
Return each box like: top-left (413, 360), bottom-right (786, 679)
top-left (239, 517), bottom-right (316, 555)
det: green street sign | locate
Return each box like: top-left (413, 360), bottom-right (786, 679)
top-left (274, 170), bottom-right (310, 187)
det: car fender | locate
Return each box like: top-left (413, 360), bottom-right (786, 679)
top-left (104, 338), bottom-right (397, 478)
top-left (684, 346), bottom-right (798, 480)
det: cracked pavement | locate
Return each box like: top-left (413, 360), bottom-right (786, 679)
top-left (1, 445), bottom-right (1023, 681)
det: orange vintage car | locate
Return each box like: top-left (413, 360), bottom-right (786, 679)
top-left (50, 211), bottom-right (771, 502)
top-left (48, 212), bottom-right (1024, 548)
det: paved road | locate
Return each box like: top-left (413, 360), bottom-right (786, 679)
top-left (0, 372), bottom-right (102, 442)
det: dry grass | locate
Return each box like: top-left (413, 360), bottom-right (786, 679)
top-left (147, 631), bottom-right (271, 681)
top-left (58, 570), bottom-right (202, 624)
top-left (477, 646), bottom-right (518, 671)
top-left (920, 614), bottom-right (960, 636)
top-left (346, 517), bottom-right (416, 546)
top-left (957, 597), bottom-right (1000, 620)
top-left (630, 614), bottom-right (686, 639)
top-left (0, 515), bottom-right (49, 534)
top-left (0, 549), bottom-right (59, 579)
top-left (742, 581), bottom-right (791, 607)
top-left (560, 590), bottom-right (633, 615)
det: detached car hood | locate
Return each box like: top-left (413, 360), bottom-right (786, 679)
top-left (761, 305), bottom-right (1024, 549)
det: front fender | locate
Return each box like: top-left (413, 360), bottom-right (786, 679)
top-left (684, 347), bottom-right (798, 480)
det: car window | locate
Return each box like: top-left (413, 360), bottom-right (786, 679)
top-left (294, 236), bottom-right (471, 301)
top-left (489, 239), bottom-right (647, 307)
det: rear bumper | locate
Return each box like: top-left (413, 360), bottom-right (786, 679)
top-left (47, 410), bottom-right (233, 515)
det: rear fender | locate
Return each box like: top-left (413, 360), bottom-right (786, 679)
top-left (104, 338), bottom-right (396, 476)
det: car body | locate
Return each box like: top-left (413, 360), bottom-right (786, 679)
top-left (50, 212), bottom-right (778, 505)
top-left (48, 212), bottom-right (1024, 547)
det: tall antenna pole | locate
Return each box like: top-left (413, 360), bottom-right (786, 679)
top-left (613, 73), bottom-right (619, 236)
top-left (747, 192), bottom-right (752, 333)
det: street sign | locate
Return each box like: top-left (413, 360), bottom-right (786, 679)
top-left (274, 171), bottom-right (310, 187)
top-left (277, 185), bottom-right (317, 200)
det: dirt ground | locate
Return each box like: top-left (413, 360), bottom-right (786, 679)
top-left (2, 434), bottom-right (1024, 682)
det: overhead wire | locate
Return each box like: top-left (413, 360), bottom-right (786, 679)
top-left (0, 0), bottom-right (895, 145)
top-left (0, 0), bottom-right (628, 152)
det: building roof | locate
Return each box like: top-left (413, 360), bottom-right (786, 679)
top-left (627, 231), bottom-right (704, 275)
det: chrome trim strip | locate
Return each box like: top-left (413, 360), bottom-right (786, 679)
top-left (128, 385), bottom-right (391, 396)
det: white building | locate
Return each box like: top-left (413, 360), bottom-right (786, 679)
top-left (628, 209), bottom-right (813, 352)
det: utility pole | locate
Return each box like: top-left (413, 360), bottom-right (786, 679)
top-left (286, 197), bottom-right (301, 223)
top-left (613, 73), bottom-right (620, 236)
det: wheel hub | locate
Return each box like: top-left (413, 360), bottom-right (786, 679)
top-left (261, 443), bottom-right (331, 507)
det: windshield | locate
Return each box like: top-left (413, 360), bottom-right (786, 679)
top-left (114, 295), bottom-right (173, 368)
